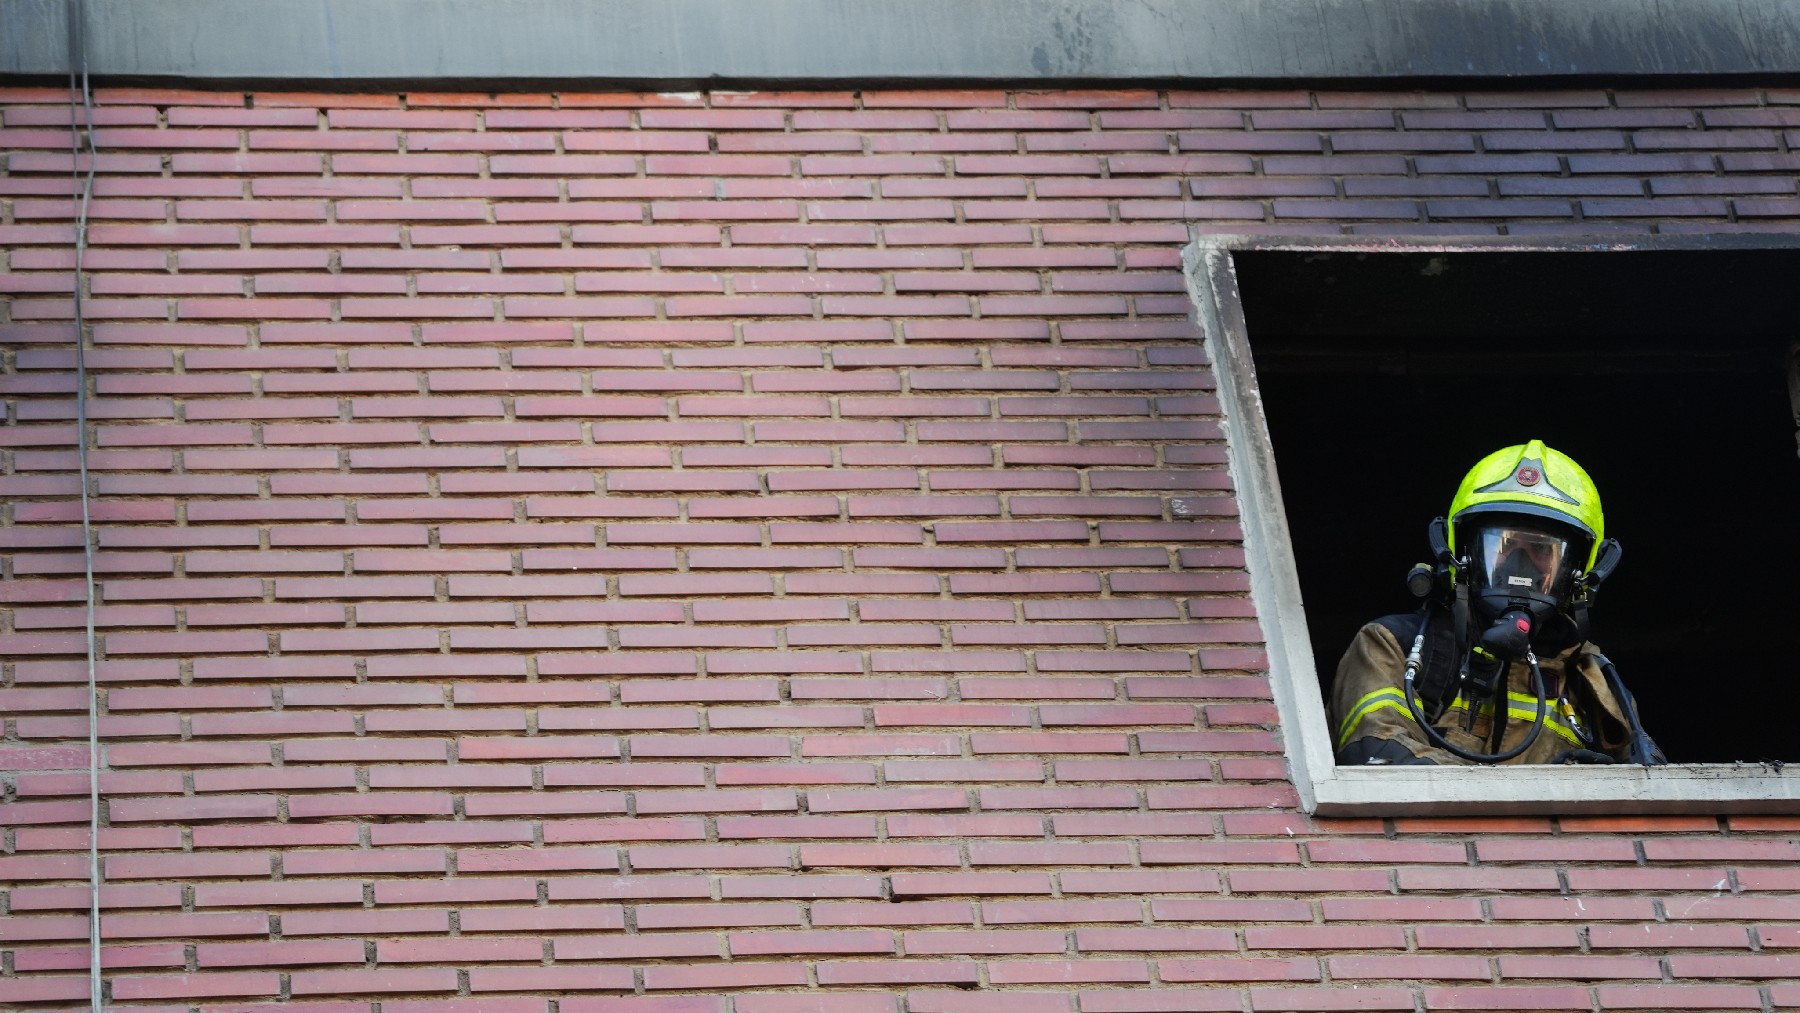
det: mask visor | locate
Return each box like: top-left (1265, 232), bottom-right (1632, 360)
top-left (1471, 524), bottom-right (1579, 599)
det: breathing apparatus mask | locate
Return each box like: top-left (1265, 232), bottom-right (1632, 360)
top-left (1460, 516), bottom-right (1588, 660)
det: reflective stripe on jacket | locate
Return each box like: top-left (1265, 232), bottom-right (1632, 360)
top-left (1337, 686), bottom-right (1593, 752)
top-left (1328, 617), bottom-right (1631, 765)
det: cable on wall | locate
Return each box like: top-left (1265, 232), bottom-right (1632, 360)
top-left (63, 0), bottom-right (103, 1009)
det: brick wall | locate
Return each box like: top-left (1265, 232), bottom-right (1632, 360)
top-left (2, 85), bottom-right (1799, 1012)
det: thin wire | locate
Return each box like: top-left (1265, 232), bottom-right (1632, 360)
top-left (65, 0), bottom-right (102, 1008)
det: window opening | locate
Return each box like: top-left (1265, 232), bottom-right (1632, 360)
top-left (1236, 248), bottom-right (1800, 765)
top-left (1187, 236), bottom-right (1800, 814)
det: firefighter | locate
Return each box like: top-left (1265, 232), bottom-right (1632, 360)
top-left (1329, 440), bottom-right (1664, 766)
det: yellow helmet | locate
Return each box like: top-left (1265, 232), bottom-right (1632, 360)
top-left (1447, 440), bottom-right (1603, 572)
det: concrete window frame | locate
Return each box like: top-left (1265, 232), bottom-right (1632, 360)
top-left (1183, 233), bottom-right (1800, 816)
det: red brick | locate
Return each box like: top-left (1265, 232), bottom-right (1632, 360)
top-left (721, 816), bottom-right (876, 841)
top-left (111, 972), bottom-right (281, 1001)
top-left (1564, 866), bottom-right (1736, 892)
top-left (1597, 985), bottom-right (1767, 1010)
top-left (802, 843), bottom-right (961, 867)
top-left (195, 940), bottom-right (365, 968)
top-left (1151, 898), bottom-right (1311, 923)
top-left (737, 997), bottom-right (894, 1013)
top-left (1598, 928), bottom-right (1749, 950)
top-left (286, 969), bottom-right (457, 997)
top-left (106, 852), bottom-right (271, 880)
top-left (98, 911), bottom-right (267, 941)
top-left (108, 794), bottom-right (280, 823)
top-left (989, 960), bottom-right (1150, 984)
top-left (718, 874), bottom-right (885, 901)
top-left (816, 961), bottom-right (980, 986)
top-left (979, 901), bottom-right (1137, 928)
top-left (893, 873), bottom-right (1053, 897)
top-left (1245, 925), bottom-right (1407, 951)
top-left (1417, 925), bottom-right (1582, 950)
top-left (1641, 838), bottom-right (1799, 861)
top-left (1485, 896), bottom-right (1655, 922)
top-left (1078, 989), bottom-right (1239, 1012)
top-left (1497, 955), bottom-right (1662, 981)
top-left (1392, 816), bottom-right (1556, 835)
top-left (812, 787), bottom-right (971, 813)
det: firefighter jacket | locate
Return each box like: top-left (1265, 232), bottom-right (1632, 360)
top-left (1329, 612), bottom-right (1633, 765)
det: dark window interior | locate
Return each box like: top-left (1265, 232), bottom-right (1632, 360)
top-left (1234, 248), bottom-right (1800, 764)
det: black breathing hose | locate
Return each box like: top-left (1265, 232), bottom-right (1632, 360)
top-left (1591, 651), bottom-right (1664, 766)
top-left (1402, 612), bottom-right (1550, 763)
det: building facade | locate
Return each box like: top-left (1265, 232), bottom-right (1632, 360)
top-left (4, 3), bottom-right (1800, 1011)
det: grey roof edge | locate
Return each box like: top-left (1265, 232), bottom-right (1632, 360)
top-left (9, 0), bottom-right (1800, 86)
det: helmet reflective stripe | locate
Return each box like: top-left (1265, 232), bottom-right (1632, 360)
top-left (1448, 440), bottom-right (1605, 571)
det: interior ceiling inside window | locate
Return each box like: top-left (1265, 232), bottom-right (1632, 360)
top-left (1235, 249), bottom-right (1800, 764)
